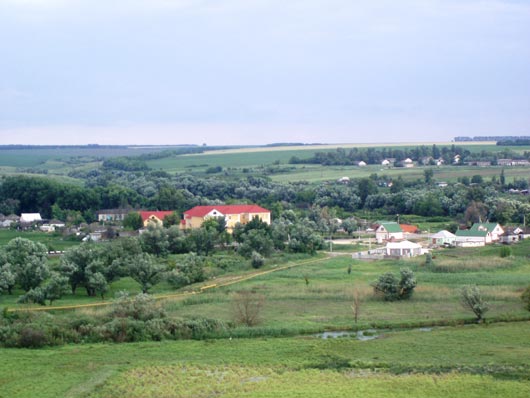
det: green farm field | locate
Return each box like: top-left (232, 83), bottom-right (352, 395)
top-left (1, 321), bottom-right (530, 398)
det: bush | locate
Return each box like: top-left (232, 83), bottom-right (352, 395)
top-left (372, 268), bottom-right (417, 301)
top-left (460, 285), bottom-right (489, 322)
top-left (250, 251), bottom-right (265, 269)
top-left (18, 327), bottom-right (47, 348)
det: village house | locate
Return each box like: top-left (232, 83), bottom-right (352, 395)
top-left (97, 209), bottom-right (132, 222)
top-left (469, 222), bottom-right (504, 242)
top-left (455, 229), bottom-right (490, 247)
top-left (139, 211), bottom-right (175, 227)
top-left (181, 204), bottom-right (271, 233)
top-left (20, 213), bottom-right (42, 224)
top-left (499, 227), bottom-right (530, 244)
top-left (375, 222), bottom-right (403, 243)
top-left (430, 230), bottom-right (456, 247)
top-left (402, 158), bottom-right (414, 168)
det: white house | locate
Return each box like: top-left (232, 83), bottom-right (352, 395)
top-left (403, 158), bottom-right (414, 168)
top-left (20, 213), bottom-right (42, 223)
top-left (455, 229), bottom-right (490, 247)
top-left (386, 240), bottom-right (423, 257)
top-left (469, 223), bottom-right (504, 242)
top-left (430, 230), bottom-right (456, 246)
top-left (375, 222), bottom-right (404, 243)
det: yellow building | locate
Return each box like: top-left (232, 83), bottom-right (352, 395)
top-left (140, 211), bottom-right (175, 227)
top-left (181, 205), bottom-right (271, 232)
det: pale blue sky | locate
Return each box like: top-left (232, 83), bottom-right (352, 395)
top-left (1, 0), bottom-right (529, 145)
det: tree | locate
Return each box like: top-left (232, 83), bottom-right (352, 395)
top-left (372, 268), bottom-right (416, 301)
top-left (17, 272), bottom-right (69, 305)
top-left (5, 238), bottom-right (49, 292)
top-left (238, 229), bottom-right (274, 258)
top-left (87, 271), bottom-right (108, 299)
top-left (423, 169), bottom-right (434, 184)
top-left (460, 285), bottom-right (489, 322)
top-left (140, 224), bottom-right (169, 257)
top-left (187, 227), bottom-right (217, 256)
top-left (167, 253), bottom-right (206, 288)
top-left (58, 244), bottom-right (100, 295)
top-left (231, 290), bottom-right (266, 326)
top-left (471, 175), bottom-right (483, 184)
top-left (123, 212), bottom-right (143, 230)
top-left (0, 263), bottom-right (16, 295)
top-left (127, 253), bottom-right (165, 293)
top-left (163, 211), bottom-right (180, 228)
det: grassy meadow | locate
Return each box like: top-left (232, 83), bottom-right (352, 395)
top-left (1, 321), bottom-right (530, 398)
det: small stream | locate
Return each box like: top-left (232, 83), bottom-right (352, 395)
top-left (316, 326), bottom-right (432, 341)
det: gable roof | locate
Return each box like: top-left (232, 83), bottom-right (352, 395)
top-left (20, 213), bottom-right (42, 222)
top-left (139, 211), bottom-right (175, 222)
top-left (431, 230), bottom-right (456, 239)
top-left (386, 240), bottom-right (422, 249)
top-left (469, 223), bottom-right (500, 232)
top-left (378, 222), bottom-right (403, 233)
top-left (184, 205), bottom-right (270, 218)
top-left (455, 229), bottom-right (488, 237)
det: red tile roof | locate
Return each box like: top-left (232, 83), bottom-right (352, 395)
top-left (400, 224), bottom-right (419, 233)
top-left (139, 211), bottom-right (175, 222)
top-left (183, 205), bottom-right (270, 218)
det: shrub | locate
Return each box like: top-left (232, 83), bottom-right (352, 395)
top-left (231, 290), bottom-right (266, 326)
top-left (250, 251), bottom-right (265, 269)
top-left (18, 327), bottom-right (47, 348)
top-left (460, 285), bottom-right (489, 322)
top-left (372, 268), bottom-right (417, 301)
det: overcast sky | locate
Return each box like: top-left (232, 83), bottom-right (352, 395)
top-left (1, 0), bottom-right (529, 145)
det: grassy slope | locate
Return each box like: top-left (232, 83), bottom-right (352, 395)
top-left (1, 322), bottom-right (529, 397)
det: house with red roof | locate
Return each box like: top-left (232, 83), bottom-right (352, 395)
top-left (139, 211), bottom-right (175, 227)
top-left (181, 204), bottom-right (271, 233)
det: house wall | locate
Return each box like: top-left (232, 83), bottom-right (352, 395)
top-left (182, 212), bottom-right (271, 232)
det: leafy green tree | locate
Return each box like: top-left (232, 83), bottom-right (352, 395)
top-left (127, 253), bottom-right (165, 293)
top-left (0, 263), bottom-right (16, 295)
top-left (139, 224), bottom-right (169, 257)
top-left (166, 225), bottom-right (190, 254)
top-left (59, 243), bottom-right (100, 295)
top-left (123, 212), bottom-right (143, 230)
top-left (167, 253), bottom-right (206, 288)
top-left (17, 272), bottom-right (69, 305)
top-left (162, 211), bottom-right (181, 228)
top-left (460, 285), bottom-right (489, 322)
top-left (238, 229), bottom-right (274, 258)
top-left (5, 238), bottom-right (49, 292)
top-left (87, 271), bottom-right (109, 299)
top-left (471, 175), bottom-right (484, 184)
top-left (423, 169), bottom-right (434, 184)
top-left (187, 227), bottom-right (217, 256)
